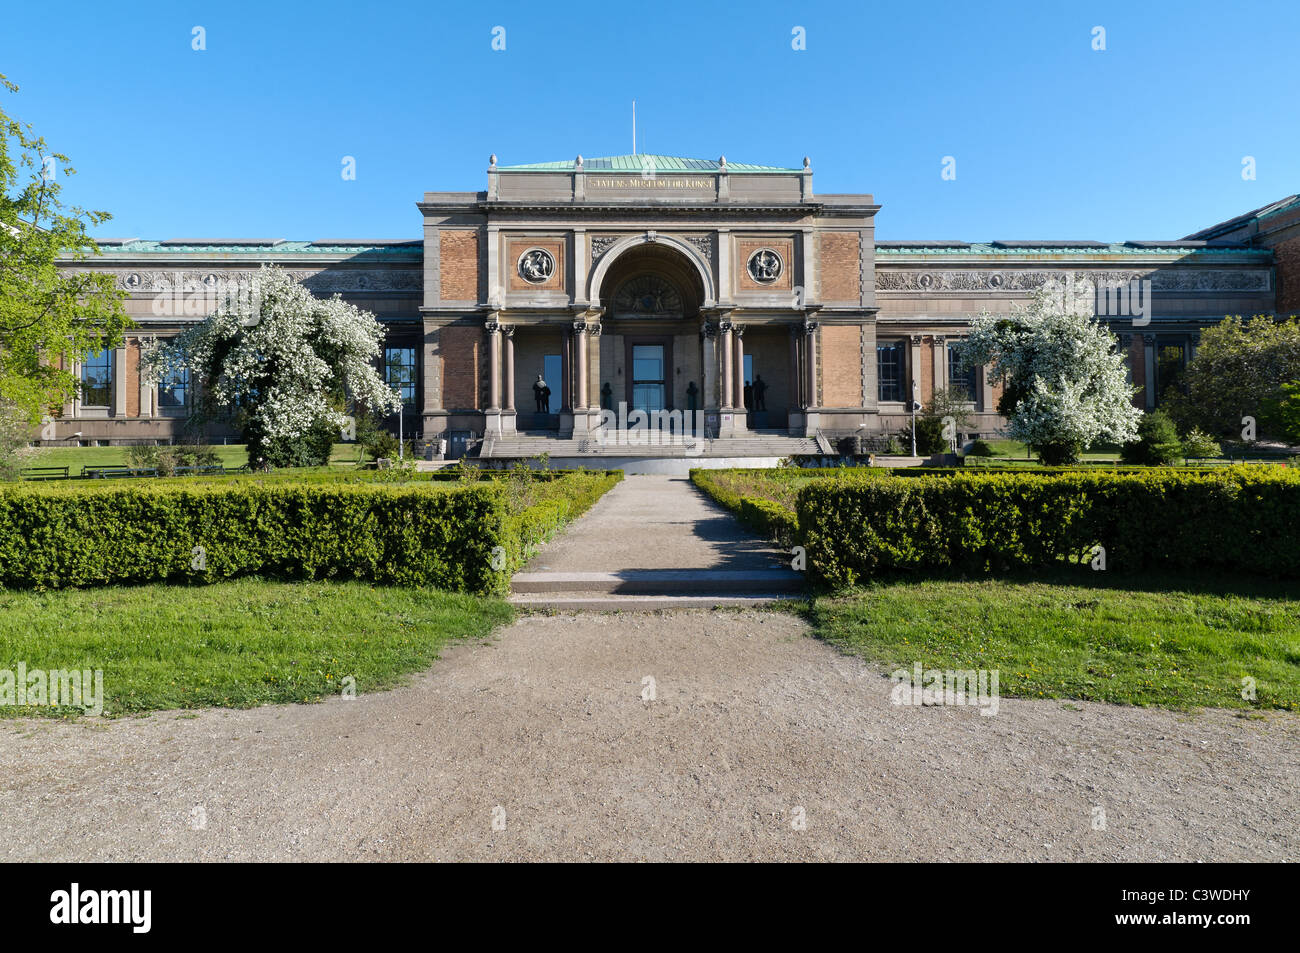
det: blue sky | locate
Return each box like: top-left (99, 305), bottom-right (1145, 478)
top-left (2, 0), bottom-right (1295, 242)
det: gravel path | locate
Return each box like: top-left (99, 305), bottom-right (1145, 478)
top-left (2, 609), bottom-right (1295, 862)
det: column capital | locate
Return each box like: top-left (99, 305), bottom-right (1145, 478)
top-left (702, 322), bottom-right (717, 338)
top-left (502, 324), bottom-right (515, 338)
top-left (803, 320), bottom-right (819, 334)
top-left (718, 320), bottom-right (734, 333)
top-left (485, 317), bottom-right (501, 333)
top-left (733, 323), bottom-right (746, 337)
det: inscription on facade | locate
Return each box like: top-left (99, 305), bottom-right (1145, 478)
top-left (587, 177), bottom-right (713, 190)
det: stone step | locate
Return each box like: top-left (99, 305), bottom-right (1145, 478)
top-left (511, 568), bottom-right (805, 594)
top-left (485, 433), bottom-right (821, 458)
top-left (508, 592), bottom-right (804, 612)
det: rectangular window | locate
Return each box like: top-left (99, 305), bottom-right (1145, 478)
top-left (159, 367), bottom-right (189, 409)
top-left (384, 347), bottom-right (417, 409)
top-left (877, 342), bottom-right (905, 402)
top-left (947, 343), bottom-right (977, 402)
top-left (81, 350), bottom-right (112, 406)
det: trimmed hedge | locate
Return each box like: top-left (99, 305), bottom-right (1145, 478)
top-left (0, 470), bottom-right (621, 594)
top-left (690, 468), bottom-right (800, 544)
top-left (796, 466), bottom-right (1300, 588)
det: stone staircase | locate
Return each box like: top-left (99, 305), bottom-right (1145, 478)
top-left (484, 430), bottom-right (821, 459)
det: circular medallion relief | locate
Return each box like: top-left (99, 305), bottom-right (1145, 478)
top-left (746, 248), bottom-right (783, 283)
top-left (518, 248), bottom-right (555, 283)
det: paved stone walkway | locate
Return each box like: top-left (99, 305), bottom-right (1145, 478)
top-left (511, 475), bottom-right (801, 608)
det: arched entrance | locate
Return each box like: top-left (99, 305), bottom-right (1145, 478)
top-left (595, 243), bottom-right (706, 418)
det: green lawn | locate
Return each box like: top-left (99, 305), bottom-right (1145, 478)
top-left (22, 442), bottom-right (369, 475)
top-left (807, 574), bottom-right (1300, 710)
top-left (0, 579), bottom-right (512, 717)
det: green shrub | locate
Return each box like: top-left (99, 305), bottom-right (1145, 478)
top-left (1121, 410), bottom-right (1183, 465)
top-left (898, 416), bottom-right (947, 455)
top-left (796, 466), bottom-right (1300, 588)
top-left (0, 470), bottom-right (621, 594)
top-left (246, 418), bottom-right (337, 469)
top-left (1180, 427), bottom-right (1222, 460)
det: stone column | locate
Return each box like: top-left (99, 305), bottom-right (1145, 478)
top-left (789, 325), bottom-right (803, 409)
top-left (733, 325), bottom-right (746, 409)
top-left (503, 326), bottom-right (515, 412)
top-left (908, 334), bottom-right (924, 406)
top-left (588, 321), bottom-right (602, 412)
top-left (933, 335), bottom-right (947, 397)
top-left (486, 319), bottom-right (502, 412)
top-left (804, 322), bottom-right (819, 409)
top-left (560, 326), bottom-right (573, 412)
top-left (719, 321), bottom-right (734, 410)
top-left (574, 320), bottom-right (589, 410)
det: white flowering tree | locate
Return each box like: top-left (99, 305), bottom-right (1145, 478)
top-left (957, 286), bottom-right (1141, 464)
top-left (143, 266), bottom-right (401, 467)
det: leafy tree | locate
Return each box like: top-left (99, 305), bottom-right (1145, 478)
top-left (958, 289), bottom-right (1141, 465)
top-left (0, 399), bottom-right (36, 480)
top-left (1259, 380), bottom-right (1300, 446)
top-left (0, 73), bottom-right (129, 424)
top-left (1121, 409), bottom-right (1183, 465)
top-left (1165, 314), bottom-right (1300, 439)
top-left (144, 266), bottom-right (401, 468)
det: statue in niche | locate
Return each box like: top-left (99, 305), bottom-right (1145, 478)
top-left (533, 375), bottom-right (551, 413)
top-left (686, 381), bottom-right (698, 413)
top-left (753, 375), bottom-right (768, 411)
top-left (600, 382), bottom-right (613, 410)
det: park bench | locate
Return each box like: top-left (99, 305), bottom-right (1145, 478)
top-left (19, 466), bottom-right (70, 481)
top-left (81, 467), bottom-right (158, 479)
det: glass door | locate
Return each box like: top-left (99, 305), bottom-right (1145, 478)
top-left (631, 344), bottom-right (665, 414)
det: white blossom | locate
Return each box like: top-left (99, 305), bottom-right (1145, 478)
top-left (142, 266), bottom-right (401, 441)
top-left (958, 288), bottom-right (1142, 454)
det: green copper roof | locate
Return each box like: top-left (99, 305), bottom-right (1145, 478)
top-left (498, 154), bottom-right (803, 173)
top-left (92, 239), bottom-right (422, 255)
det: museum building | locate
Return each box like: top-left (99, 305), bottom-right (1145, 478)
top-left (54, 155), bottom-right (1300, 458)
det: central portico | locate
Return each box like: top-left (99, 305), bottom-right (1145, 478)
top-left (417, 154), bottom-right (880, 449)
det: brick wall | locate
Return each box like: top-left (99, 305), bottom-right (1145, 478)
top-left (1274, 234), bottom-right (1300, 315)
top-left (919, 339), bottom-right (934, 404)
top-left (819, 231), bottom-right (860, 302)
top-left (820, 325), bottom-right (862, 406)
top-left (439, 324), bottom-right (481, 410)
top-left (440, 230), bottom-right (479, 301)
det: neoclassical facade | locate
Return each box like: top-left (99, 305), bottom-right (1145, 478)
top-left (52, 156), bottom-right (1299, 454)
